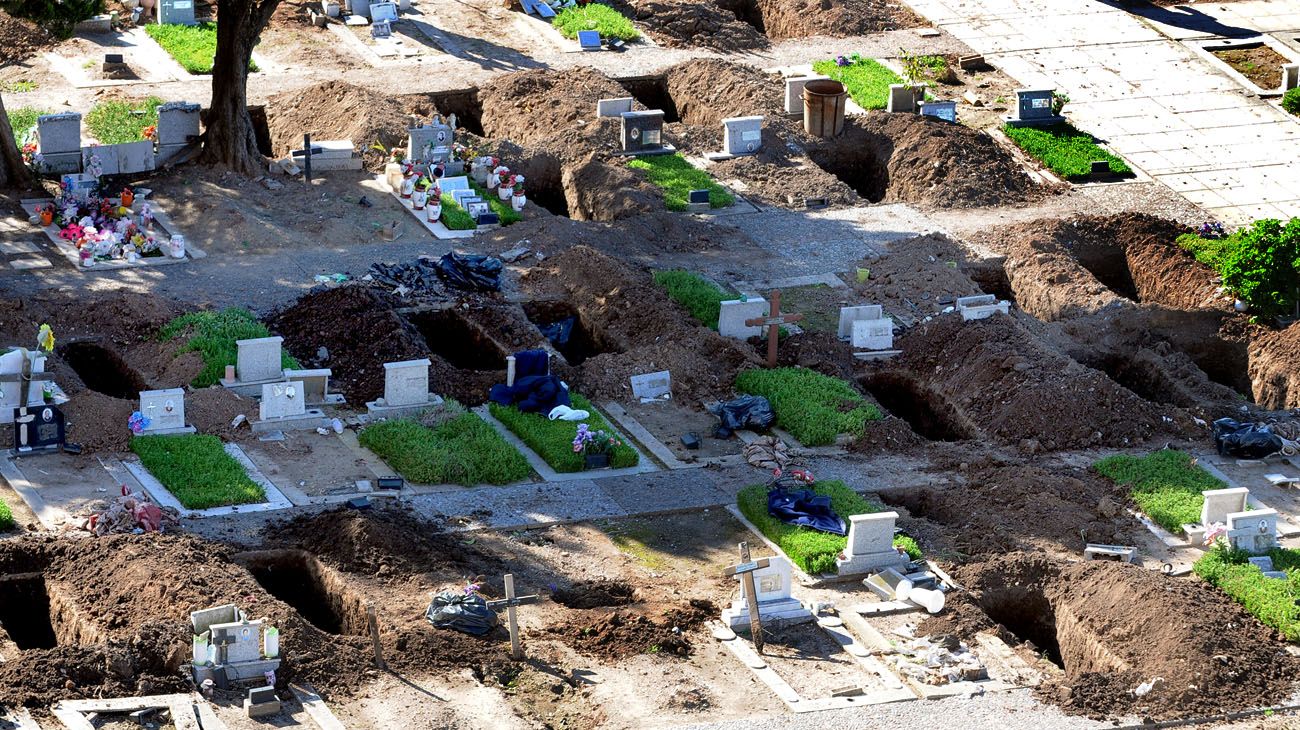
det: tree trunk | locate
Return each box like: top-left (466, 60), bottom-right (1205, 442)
top-left (0, 93), bottom-right (34, 189)
top-left (199, 0), bottom-right (280, 175)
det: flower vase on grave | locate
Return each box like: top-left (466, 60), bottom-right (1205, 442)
top-left (512, 186), bottom-right (526, 212)
top-left (400, 175), bottom-right (416, 199)
top-left (168, 235), bottom-right (186, 259)
top-left (412, 188), bottom-right (428, 210)
top-left (385, 161), bottom-right (404, 194)
top-left (497, 183), bottom-right (513, 201)
top-left (121, 188), bottom-right (134, 207)
top-left (426, 189), bottom-right (442, 222)
top-left (39, 207), bottom-right (53, 226)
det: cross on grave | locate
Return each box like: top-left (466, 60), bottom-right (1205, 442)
top-left (723, 542), bottom-right (770, 653)
top-left (291, 133), bottom-right (324, 184)
top-left (745, 290), bottom-right (803, 369)
top-left (486, 573), bottom-right (541, 660)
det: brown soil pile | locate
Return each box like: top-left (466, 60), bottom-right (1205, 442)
top-left (748, 0), bottom-right (922, 39)
top-left (0, 9), bottom-right (53, 65)
top-left (552, 579), bottom-right (636, 609)
top-left (887, 314), bottom-right (1174, 450)
top-left (266, 81), bottom-right (430, 170)
top-left (664, 60), bottom-right (782, 127)
top-left (479, 68), bottom-right (629, 152)
top-left (621, 0), bottom-right (766, 50)
top-left (544, 599), bottom-right (714, 660)
top-left (521, 246), bottom-right (762, 402)
top-left (268, 286), bottom-right (428, 404)
top-left (880, 459), bottom-right (1140, 558)
top-left (263, 506), bottom-right (504, 580)
top-left (186, 386), bottom-right (257, 442)
top-left (923, 554), bottom-right (1299, 720)
top-left (849, 232), bottom-right (987, 322)
top-left (1250, 323), bottom-right (1300, 410)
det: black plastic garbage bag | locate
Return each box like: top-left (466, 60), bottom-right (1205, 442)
top-left (767, 487), bottom-right (846, 536)
top-left (539, 317), bottom-right (575, 346)
top-left (1213, 418), bottom-right (1284, 459)
top-left (426, 591), bottom-right (498, 636)
top-left (435, 253), bottom-right (502, 292)
top-left (709, 395), bottom-right (775, 437)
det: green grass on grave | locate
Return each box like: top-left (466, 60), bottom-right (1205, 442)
top-left (85, 97), bottom-right (164, 145)
top-left (160, 308), bottom-right (300, 388)
top-left (7, 107), bottom-right (47, 144)
top-left (488, 393), bottom-right (638, 473)
top-left (1002, 122), bottom-right (1131, 180)
top-left (737, 480), bottom-right (920, 574)
top-left (1195, 544), bottom-right (1300, 642)
top-left (1093, 450), bottom-right (1225, 533)
top-left (552, 2), bottom-right (640, 42)
top-left (0, 498), bottom-right (13, 531)
top-left (627, 154), bottom-right (734, 211)
top-left (131, 434), bottom-right (265, 509)
top-left (653, 270), bottom-right (729, 329)
top-left (145, 22), bottom-right (258, 74)
top-left (734, 367), bottom-right (882, 446)
top-left (2, 80), bottom-right (37, 93)
top-left (469, 179), bottom-right (523, 225)
top-left (358, 411), bottom-right (532, 486)
top-left (439, 193), bottom-right (477, 230)
top-left (811, 57), bottom-right (904, 110)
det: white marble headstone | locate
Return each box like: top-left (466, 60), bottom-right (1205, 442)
top-left (597, 97), bottom-right (634, 118)
top-left (1227, 508), bottom-right (1279, 554)
top-left (236, 337), bottom-right (283, 383)
top-left (260, 381), bottom-right (306, 420)
top-left (837, 304), bottom-right (883, 340)
top-left (630, 370), bottom-right (671, 400)
top-left (1201, 487), bottom-right (1248, 526)
top-left (851, 318), bottom-right (893, 351)
top-left (383, 358), bottom-right (431, 407)
top-left (140, 388), bottom-right (186, 432)
top-left (722, 116), bottom-right (763, 156)
top-left (717, 298), bottom-right (768, 339)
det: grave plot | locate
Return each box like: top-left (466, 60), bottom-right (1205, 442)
top-left (860, 372), bottom-right (972, 443)
top-left (43, 30), bottom-right (186, 87)
top-left (620, 0), bottom-right (919, 49)
top-left (617, 399), bottom-right (746, 463)
top-left (56, 340), bottom-right (147, 400)
top-left (239, 549), bottom-right (370, 636)
top-left (926, 554), bottom-right (1300, 721)
top-left (1191, 36), bottom-right (1300, 96)
top-left (356, 406), bottom-right (533, 486)
top-left (522, 300), bottom-right (621, 367)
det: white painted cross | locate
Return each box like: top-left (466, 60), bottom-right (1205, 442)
top-left (486, 573), bottom-right (541, 660)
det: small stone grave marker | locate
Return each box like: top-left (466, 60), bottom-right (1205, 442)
top-left (1201, 487), bottom-right (1248, 526)
top-left (369, 1), bottom-right (398, 21)
top-left (721, 552), bottom-right (812, 632)
top-left (1006, 88), bottom-right (1065, 127)
top-left (234, 336), bottom-right (284, 384)
top-left (260, 381), bottom-right (306, 421)
top-left (837, 305), bottom-right (883, 340)
top-left (887, 84), bottom-right (921, 113)
top-left (851, 317), bottom-right (894, 351)
top-left (957, 294), bottom-right (1011, 321)
top-left (440, 175), bottom-right (470, 194)
top-left (139, 387), bottom-right (195, 435)
top-left (630, 370), bottom-right (671, 401)
top-left (577, 30), bottom-right (602, 51)
top-left (283, 368), bottom-right (343, 406)
top-left (117, 140), bottom-right (156, 174)
top-left (618, 110), bottom-right (673, 155)
top-left (12, 404), bottom-right (65, 453)
top-left (707, 116), bottom-right (763, 161)
top-left (596, 97), bottom-right (634, 118)
top-left (919, 100), bottom-right (957, 123)
top-left (367, 358), bottom-right (443, 415)
top-left (784, 75), bottom-right (829, 114)
top-left (836, 511), bottom-right (909, 575)
top-left (717, 297), bottom-right (768, 339)
top-left (1226, 508), bottom-right (1279, 554)
top-left (157, 0), bottom-right (197, 25)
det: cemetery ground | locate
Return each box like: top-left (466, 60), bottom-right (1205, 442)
top-left (2, 1), bottom-right (1300, 729)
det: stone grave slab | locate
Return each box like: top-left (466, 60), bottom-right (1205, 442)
top-left (220, 336), bottom-right (286, 395)
top-left (83, 145), bottom-right (121, 176)
top-left (283, 368), bottom-right (344, 406)
top-left (253, 381), bottom-right (328, 433)
top-left (138, 387), bottom-right (196, 435)
top-left (117, 140), bottom-right (156, 174)
top-left (37, 113), bottom-right (81, 155)
top-left (785, 75), bottom-right (830, 115)
top-left (721, 557), bottom-right (813, 628)
top-left (957, 294), bottom-right (1011, 321)
top-left (718, 298), bottom-right (768, 339)
top-left (1006, 88), bottom-right (1065, 127)
top-left (597, 97), bottom-right (634, 118)
top-left (851, 318), bottom-right (894, 351)
top-left (157, 101), bottom-right (201, 146)
top-left (20, 198), bottom-right (195, 271)
top-left (616, 110), bottom-right (674, 156)
top-left (1200, 487), bottom-right (1248, 526)
top-left (630, 370), bottom-right (671, 401)
top-left (1226, 508), bottom-right (1279, 554)
top-left (366, 358), bottom-right (443, 416)
top-left (887, 84), bottom-right (920, 113)
top-left (836, 512), bottom-right (909, 575)
top-left (706, 116), bottom-right (763, 161)
top-left (837, 305), bottom-right (883, 340)
top-left (157, 0), bottom-right (197, 25)
top-left (919, 101), bottom-right (957, 123)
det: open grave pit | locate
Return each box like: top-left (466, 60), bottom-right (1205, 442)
top-left (238, 549), bottom-right (370, 637)
top-left (860, 372), bottom-right (975, 442)
top-left (523, 299), bottom-right (623, 367)
top-left (57, 340), bottom-right (148, 400)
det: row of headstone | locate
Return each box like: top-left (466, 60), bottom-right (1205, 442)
top-left (1183, 486), bottom-right (1281, 557)
top-left (35, 102), bottom-right (201, 175)
top-left (957, 294), bottom-right (1011, 321)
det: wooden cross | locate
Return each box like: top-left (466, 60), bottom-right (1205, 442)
top-left (723, 542), bottom-right (770, 653)
top-left (745, 290), bottom-right (803, 369)
top-left (291, 133), bottom-right (323, 184)
top-left (486, 573), bottom-right (541, 659)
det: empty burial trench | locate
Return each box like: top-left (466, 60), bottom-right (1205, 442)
top-left (976, 584), bottom-right (1064, 669)
top-left (238, 550), bottom-right (368, 636)
top-left (58, 341), bottom-right (147, 399)
top-left (806, 147), bottom-right (889, 203)
top-left (0, 573), bottom-right (99, 651)
top-left (1085, 354), bottom-right (1186, 407)
top-left (1069, 244), bottom-right (1140, 301)
top-left (1182, 338), bottom-right (1254, 401)
top-left (407, 308), bottom-right (509, 372)
top-left (523, 301), bottom-right (620, 366)
top-left (617, 76), bottom-right (681, 123)
top-left (861, 373), bottom-right (973, 442)
top-left (714, 0), bottom-right (767, 34)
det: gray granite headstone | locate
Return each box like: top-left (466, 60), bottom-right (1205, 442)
top-left (721, 116), bottom-right (763, 156)
top-left (236, 337), bottom-right (283, 383)
top-left (260, 381), bottom-right (307, 420)
top-left (139, 388), bottom-right (187, 432)
top-left (82, 145), bottom-right (121, 176)
top-left (383, 358), bottom-right (431, 407)
top-left (717, 298), bottom-right (767, 339)
top-left (919, 101), bottom-right (957, 123)
top-left (620, 110), bottom-right (666, 153)
top-left (157, 0), bottom-right (197, 25)
top-left (117, 141), bottom-right (156, 174)
top-left (37, 113), bottom-right (82, 154)
top-left (630, 370), bottom-right (671, 400)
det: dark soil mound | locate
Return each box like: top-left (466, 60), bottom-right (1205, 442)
top-left (622, 0), bottom-right (766, 50)
top-left (1251, 322), bottom-right (1300, 410)
top-left (479, 68), bottom-right (629, 152)
top-left (552, 579), bottom-right (636, 609)
top-left (263, 506), bottom-right (505, 579)
top-left (544, 599), bottom-right (714, 660)
top-left (664, 60), bottom-right (782, 127)
top-left (923, 554), bottom-right (1300, 721)
top-left (0, 9), bottom-right (53, 65)
top-left (753, 0), bottom-right (922, 38)
top-left (267, 81), bottom-right (431, 170)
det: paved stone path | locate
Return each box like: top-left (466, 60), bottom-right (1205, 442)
top-left (903, 0), bottom-right (1300, 224)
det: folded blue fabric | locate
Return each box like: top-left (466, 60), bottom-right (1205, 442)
top-left (767, 487), bottom-right (847, 536)
top-left (489, 374), bottom-right (571, 414)
top-left (514, 349), bottom-right (550, 379)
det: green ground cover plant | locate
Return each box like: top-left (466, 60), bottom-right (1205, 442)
top-left (439, 193), bottom-right (477, 230)
top-left (1002, 122), bottom-right (1131, 179)
top-left (1195, 544), bottom-right (1300, 641)
top-left (358, 412), bottom-right (531, 486)
top-left (653, 270), bottom-right (729, 328)
top-left (7, 107), bottom-right (46, 142)
top-left (469, 180), bottom-right (523, 225)
top-left (160, 308), bottom-right (300, 388)
top-left (627, 154), bottom-right (734, 211)
top-left (145, 23), bottom-right (257, 74)
top-left (2, 0), bottom-right (102, 37)
top-left (552, 3), bottom-right (639, 41)
top-left (0, 499), bottom-right (13, 530)
top-left (1283, 88), bottom-right (1300, 116)
top-left (1093, 449), bottom-right (1225, 533)
top-left (488, 393), bottom-right (638, 473)
top-left (734, 367), bottom-right (881, 446)
top-left (131, 434), bottom-right (265, 509)
top-left (737, 479), bottom-right (920, 574)
top-left (85, 97), bottom-right (163, 145)
top-left (811, 56), bottom-right (903, 110)
top-left (1177, 218), bottom-right (1300, 317)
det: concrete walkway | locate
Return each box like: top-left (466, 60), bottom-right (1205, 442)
top-left (904, 0), bottom-right (1300, 225)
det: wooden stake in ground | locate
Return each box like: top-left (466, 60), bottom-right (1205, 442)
top-left (366, 602), bottom-right (386, 670)
top-left (724, 542), bottom-right (770, 653)
top-left (745, 290), bottom-right (803, 368)
top-left (487, 574), bottom-right (541, 660)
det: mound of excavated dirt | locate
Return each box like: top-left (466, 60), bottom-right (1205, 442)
top-left (849, 232), bottom-right (987, 321)
top-left (0, 9), bottom-right (53, 65)
top-left (748, 0), bottom-right (922, 39)
top-left (479, 68), bottom-right (629, 152)
top-left (1250, 323), bottom-right (1300, 410)
top-left (543, 599), bottom-right (714, 659)
top-left (664, 60), bottom-right (782, 127)
top-left (923, 554), bottom-right (1299, 721)
top-left (267, 81), bottom-right (431, 170)
top-left (552, 579), bottom-right (636, 609)
top-left (621, 0), bottom-right (767, 50)
top-left (521, 246), bottom-right (762, 402)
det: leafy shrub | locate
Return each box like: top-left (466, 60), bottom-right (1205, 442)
top-left (1283, 87), bottom-right (1300, 116)
top-left (552, 3), bottom-right (639, 41)
top-left (160, 308), bottom-right (300, 387)
top-left (85, 97), bottom-right (163, 145)
top-left (359, 412), bottom-right (531, 486)
top-left (7, 106), bottom-right (46, 143)
top-left (737, 480), bottom-right (918, 574)
top-left (628, 153), bottom-right (735, 211)
top-left (131, 434), bottom-right (265, 509)
top-left (653, 270), bottom-right (728, 328)
top-left (811, 57), bottom-right (903, 110)
top-left (734, 367), bottom-right (881, 446)
top-left (0, 498), bottom-right (13, 531)
top-left (1094, 450), bottom-right (1225, 533)
top-left (488, 393), bottom-right (638, 473)
top-left (1002, 122), bottom-right (1131, 179)
top-left (1, 0), bottom-right (103, 38)
top-left (1194, 544), bottom-right (1300, 641)
top-left (145, 23), bottom-right (258, 74)
top-left (1178, 218), bottom-right (1300, 317)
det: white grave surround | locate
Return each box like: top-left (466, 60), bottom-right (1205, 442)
top-left (851, 316), bottom-right (894, 351)
top-left (191, 605), bottom-right (281, 683)
top-left (252, 381), bottom-right (328, 433)
top-left (784, 74), bottom-right (830, 115)
top-left (283, 368), bottom-right (345, 406)
top-left (836, 512), bottom-right (909, 575)
top-left (837, 304), bottom-right (883, 340)
top-left (597, 97), bottom-right (635, 118)
top-left (1226, 508), bottom-right (1280, 554)
top-left (138, 387), bottom-right (196, 435)
top-left (717, 297), bottom-right (768, 340)
top-left (366, 358), bottom-right (444, 416)
top-left (289, 140), bottom-right (361, 171)
top-left (706, 116), bottom-right (764, 161)
top-left (630, 370), bottom-right (671, 401)
top-left (957, 294), bottom-right (1011, 321)
top-left (1201, 487), bottom-right (1249, 527)
top-left (220, 336), bottom-right (287, 396)
top-left (721, 557), bottom-right (813, 629)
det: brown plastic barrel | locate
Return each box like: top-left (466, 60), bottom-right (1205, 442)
top-left (803, 79), bottom-right (847, 138)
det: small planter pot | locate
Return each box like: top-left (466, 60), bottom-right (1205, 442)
top-left (512, 193), bottom-right (526, 212)
top-left (400, 176), bottom-right (415, 199)
top-left (497, 185), bottom-right (513, 201)
top-left (583, 453), bottom-right (611, 470)
top-left (426, 203), bottom-right (442, 222)
top-left (39, 210), bottom-right (53, 226)
top-left (121, 191), bottom-right (134, 207)
top-left (412, 189), bottom-right (428, 210)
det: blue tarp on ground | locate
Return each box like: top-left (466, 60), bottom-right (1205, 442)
top-left (767, 487), bottom-right (847, 536)
top-left (489, 374), bottom-right (571, 415)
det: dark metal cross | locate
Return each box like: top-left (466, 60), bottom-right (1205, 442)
top-left (291, 133), bottom-right (323, 184)
top-left (723, 542), bottom-right (770, 653)
top-left (486, 574), bottom-right (541, 659)
top-left (745, 289), bottom-right (803, 368)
